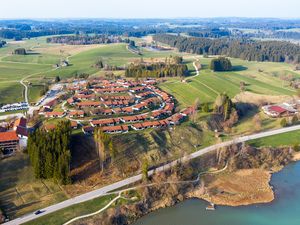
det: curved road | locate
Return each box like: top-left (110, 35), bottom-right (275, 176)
top-left (6, 124), bottom-right (300, 225)
top-left (20, 77), bottom-right (29, 103)
top-left (63, 162), bottom-right (228, 225)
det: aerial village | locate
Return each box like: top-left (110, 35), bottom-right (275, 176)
top-left (0, 77), bottom-right (195, 158)
top-left (2, 75), bottom-right (300, 158)
top-left (41, 78), bottom-right (193, 134)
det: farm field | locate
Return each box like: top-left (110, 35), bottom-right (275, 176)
top-left (159, 57), bottom-right (298, 108)
top-left (1, 35), bottom-right (299, 106)
top-left (0, 37), bottom-right (190, 104)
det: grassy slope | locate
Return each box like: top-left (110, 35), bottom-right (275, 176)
top-left (2, 36), bottom-right (298, 104)
top-left (248, 129), bottom-right (300, 147)
top-left (159, 57), bottom-right (297, 108)
top-left (0, 38), bottom-right (56, 103)
top-left (24, 194), bottom-right (115, 225)
top-left (28, 84), bottom-right (45, 103)
top-left (0, 153), bottom-right (68, 218)
top-left (0, 82), bottom-right (24, 104)
top-left (2, 54), bottom-right (60, 65)
top-left (43, 44), bottom-right (137, 78)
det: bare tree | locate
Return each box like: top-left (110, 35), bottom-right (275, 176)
top-left (253, 114), bottom-right (262, 132)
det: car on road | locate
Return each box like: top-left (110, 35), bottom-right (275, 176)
top-left (34, 210), bottom-right (45, 215)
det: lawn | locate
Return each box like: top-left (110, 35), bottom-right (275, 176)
top-left (248, 130), bottom-right (300, 147)
top-left (24, 194), bottom-right (115, 225)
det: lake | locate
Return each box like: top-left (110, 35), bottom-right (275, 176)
top-left (134, 161), bottom-right (300, 225)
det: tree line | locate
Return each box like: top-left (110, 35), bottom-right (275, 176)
top-left (27, 121), bottom-right (72, 184)
top-left (125, 59), bottom-right (188, 78)
top-left (153, 34), bottom-right (300, 63)
top-left (46, 35), bottom-right (127, 45)
top-left (188, 28), bottom-right (230, 38)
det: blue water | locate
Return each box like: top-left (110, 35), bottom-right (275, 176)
top-left (134, 162), bottom-right (300, 225)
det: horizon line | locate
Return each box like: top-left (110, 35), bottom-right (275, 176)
top-left (1, 16), bottom-right (300, 20)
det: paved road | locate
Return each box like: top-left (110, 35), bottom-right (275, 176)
top-left (6, 124), bottom-right (300, 225)
top-left (0, 113), bottom-right (25, 121)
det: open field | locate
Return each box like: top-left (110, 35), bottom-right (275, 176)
top-left (159, 57), bottom-right (298, 108)
top-left (0, 37), bottom-right (190, 104)
top-left (1, 35), bottom-right (299, 106)
top-left (23, 194), bottom-right (115, 225)
top-left (0, 82), bottom-right (24, 104)
top-left (28, 84), bottom-right (46, 103)
top-left (248, 129), bottom-right (300, 147)
top-left (0, 153), bottom-right (68, 218)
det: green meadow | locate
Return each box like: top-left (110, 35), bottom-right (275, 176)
top-left (248, 130), bottom-right (300, 147)
top-left (0, 35), bottom-right (299, 106)
top-left (159, 57), bottom-right (298, 107)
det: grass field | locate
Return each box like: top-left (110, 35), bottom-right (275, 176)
top-left (0, 38), bottom-right (188, 104)
top-left (0, 153), bottom-right (68, 218)
top-left (248, 130), bottom-right (300, 147)
top-left (28, 84), bottom-right (45, 103)
top-left (159, 57), bottom-right (298, 108)
top-left (24, 194), bottom-right (115, 225)
top-left (1, 35), bottom-right (298, 105)
top-left (2, 54), bottom-right (60, 65)
top-left (0, 82), bottom-right (24, 104)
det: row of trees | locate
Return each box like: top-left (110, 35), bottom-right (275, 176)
top-left (46, 35), bottom-right (126, 45)
top-left (27, 121), bottom-right (72, 184)
top-left (0, 29), bottom-right (73, 40)
top-left (153, 34), bottom-right (300, 63)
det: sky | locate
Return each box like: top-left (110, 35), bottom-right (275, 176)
top-left (1, 0), bottom-right (300, 19)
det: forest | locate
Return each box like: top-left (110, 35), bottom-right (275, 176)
top-left (153, 34), bottom-right (300, 63)
top-left (27, 121), bottom-right (72, 184)
top-left (187, 28), bottom-right (231, 38)
top-left (2, 18), bottom-right (300, 40)
top-left (46, 35), bottom-right (127, 45)
top-left (125, 57), bottom-right (188, 78)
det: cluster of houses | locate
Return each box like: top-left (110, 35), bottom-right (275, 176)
top-left (39, 78), bottom-right (193, 134)
top-left (0, 117), bottom-right (28, 156)
top-left (262, 102), bottom-right (299, 118)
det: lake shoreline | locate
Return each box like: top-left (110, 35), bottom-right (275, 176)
top-left (74, 146), bottom-right (297, 225)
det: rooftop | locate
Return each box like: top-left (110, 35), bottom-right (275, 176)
top-left (0, 131), bottom-right (19, 142)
